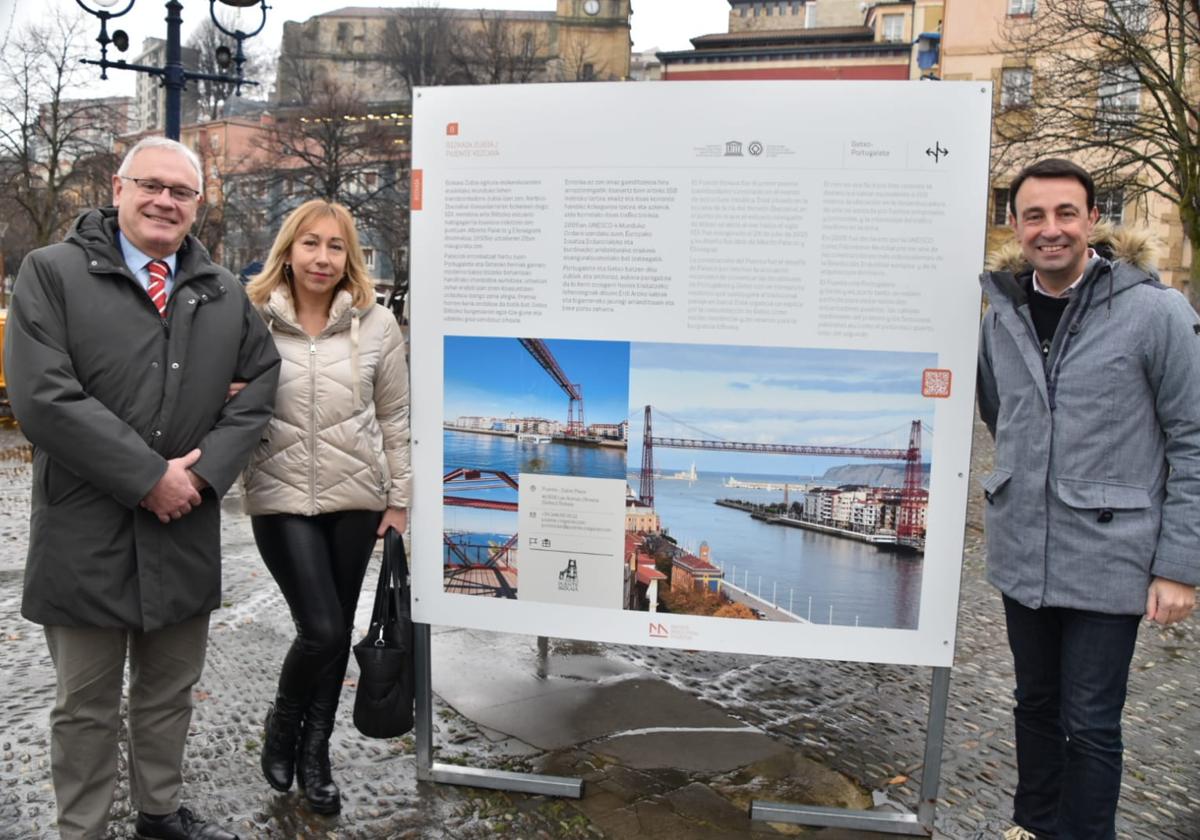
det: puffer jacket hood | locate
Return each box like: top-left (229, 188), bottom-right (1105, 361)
top-left (242, 289), bottom-right (410, 517)
top-left (981, 223), bottom-right (1161, 324)
top-left (261, 285), bottom-right (369, 336)
top-left (984, 221), bottom-right (1159, 274)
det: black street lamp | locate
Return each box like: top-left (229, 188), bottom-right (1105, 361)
top-left (75, 0), bottom-right (270, 140)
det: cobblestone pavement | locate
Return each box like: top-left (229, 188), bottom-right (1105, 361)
top-left (0, 420), bottom-right (1197, 839)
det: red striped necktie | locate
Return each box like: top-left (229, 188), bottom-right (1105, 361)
top-left (147, 259), bottom-right (168, 317)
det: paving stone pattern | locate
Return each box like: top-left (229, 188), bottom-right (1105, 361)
top-left (0, 420), bottom-right (1196, 839)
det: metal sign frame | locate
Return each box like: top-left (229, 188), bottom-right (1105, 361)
top-left (412, 623), bottom-right (952, 835)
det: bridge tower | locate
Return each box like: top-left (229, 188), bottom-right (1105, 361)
top-left (566, 385), bottom-right (585, 436)
top-left (897, 420), bottom-right (923, 540)
top-left (639, 405), bottom-right (654, 507)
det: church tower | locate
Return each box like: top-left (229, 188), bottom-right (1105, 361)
top-left (557, 0), bottom-right (631, 22)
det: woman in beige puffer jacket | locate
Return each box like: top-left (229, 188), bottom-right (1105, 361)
top-left (242, 199), bottom-right (410, 817)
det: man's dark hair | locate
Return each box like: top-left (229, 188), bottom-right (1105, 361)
top-left (1008, 158), bottom-right (1096, 216)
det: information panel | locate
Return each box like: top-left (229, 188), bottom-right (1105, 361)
top-left (410, 81), bottom-right (992, 667)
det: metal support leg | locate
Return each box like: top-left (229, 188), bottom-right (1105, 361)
top-left (536, 635), bottom-right (549, 678)
top-left (411, 623), bottom-right (583, 798)
top-left (916, 666), bottom-right (952, 831)
top-left (751, 666), bottom-right (952, 836)
top-left (414, 622), bottom-right (434, 781)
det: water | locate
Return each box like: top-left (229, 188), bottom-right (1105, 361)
top-left (444, 429), bottom-right (626, 481)
top-left (442, 430), bottom-right (921, 629)
top-left (444, 531), bottom-right (512, 566)
top-left (646, 471), bottom-right (923, 630)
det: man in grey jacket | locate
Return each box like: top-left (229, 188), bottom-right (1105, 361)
top-left (978, 158), bottom-right (1199, 840)
top-left (4, 137), bottom-right (279, 840)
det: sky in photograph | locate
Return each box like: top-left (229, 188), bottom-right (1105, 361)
top-left (0, 0), bottom-right (731, 98)
top-left (628, 343), bottom-right (937, 476)
top-left (444, 335), bottom-right (630, 426)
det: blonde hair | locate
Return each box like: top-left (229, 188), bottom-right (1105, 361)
top-left (247, 199), bottom-right (375, 309)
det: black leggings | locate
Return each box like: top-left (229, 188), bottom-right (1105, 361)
top-left (251, 510), bottom-right (382, 715)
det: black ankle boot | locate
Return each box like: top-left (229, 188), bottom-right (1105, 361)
top-left (260, 696), bottom-right (303, 792)
top-left (296, 715), bottom-right (340, 815)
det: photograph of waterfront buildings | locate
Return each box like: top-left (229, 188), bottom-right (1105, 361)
top-left (624, 342), bottom-right (935, 630)
top-left (441, 335), bottom-right (630, 599)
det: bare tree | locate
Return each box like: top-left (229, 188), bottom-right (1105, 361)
top-left (264, 81), bottom-right (406, 215)
top-left (556, 36), bottom-right (606, 82)
top-left (382, 4), bottom-right (464, 97)
top-left (187, 15), bottom-right (267, 120)
top-left (994, 0), bottom-right (1200, 300)
top-left (450, 11), bottom-right (550, 84)
top-left (274, 49), bottom-right (329, 107)
top-left (217, 80), bottom-right (408, 275)
top-left (0, 10), bottom-right (123, 256)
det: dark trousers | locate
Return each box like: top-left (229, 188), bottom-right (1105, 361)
top-left (252, 510), bottom-right (381, 718)
top-left (1002, 595), bottom-right (1140, 840)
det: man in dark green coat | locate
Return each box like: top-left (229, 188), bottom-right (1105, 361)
top-left (4, 136), bottom-right (279, 840)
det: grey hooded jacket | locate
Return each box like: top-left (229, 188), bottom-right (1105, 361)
top-left (4, 208), bottom-right (280, 630)
top-left (978, 238), bottom-right (1200, 615)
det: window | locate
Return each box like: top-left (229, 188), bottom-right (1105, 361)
top-left (336, 22), bottom-right (350, 43)
top-left (1000, 67), bottom-right (1033, 109)
top-left (362, 248), bottom-right (376, 269)
top-left (882, 14), bottom-right (905, 42)
top-left (1098, 65), bottom-right (1139, 131)
top-left (1108, 0), bottom-right (1149, 31)
top-left (1095, 187), bottom-right (1125, 224)
top-left (1008, 0), bottom-right (1035, 15)
top-left (992, 187), bottom-right (1011, 226)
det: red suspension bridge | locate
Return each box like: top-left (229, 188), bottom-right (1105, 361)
top-left (638, 406), bottom-right (927, 542)
top-left (518, 338), bottom-right (585, 436)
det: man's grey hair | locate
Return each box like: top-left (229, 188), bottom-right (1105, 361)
top-left (117, 136), bottom-right (204, 194)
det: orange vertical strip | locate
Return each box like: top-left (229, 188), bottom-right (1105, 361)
top-left (411, 169), bottom-right (424, 211)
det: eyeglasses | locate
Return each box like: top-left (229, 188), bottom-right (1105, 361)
top-left (119, 176), bottom-right (201, 203)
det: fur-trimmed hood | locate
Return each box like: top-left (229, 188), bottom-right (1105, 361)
top-left (984, 221), bottom-right (1160, 274)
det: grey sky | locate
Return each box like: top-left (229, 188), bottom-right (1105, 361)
top-left (1, 0), bottom-right (730, 98)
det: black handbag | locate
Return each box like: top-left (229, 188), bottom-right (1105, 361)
top-left (352, 528), bottom-right (416, 738)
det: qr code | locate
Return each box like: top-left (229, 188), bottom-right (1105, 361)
top-left (922, 368), bottom-right (952, 398)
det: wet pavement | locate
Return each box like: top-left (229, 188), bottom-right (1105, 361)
top-left (0, 420), bottom-right (1197, 839)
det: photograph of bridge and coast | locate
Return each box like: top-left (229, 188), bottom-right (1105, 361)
top-left (441, 335), bottom-right (631, 600)
top-left (623, 342), bottom-right (936, 631)
top-left (438, 336), bottom-right (939, 631)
